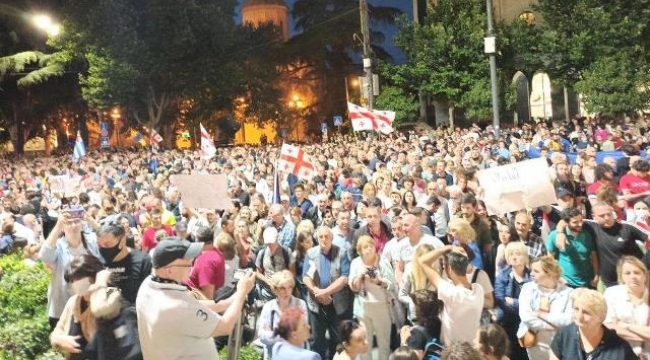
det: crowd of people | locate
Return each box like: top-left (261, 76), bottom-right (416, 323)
top-left (1, 115), bottom-right (650, 360)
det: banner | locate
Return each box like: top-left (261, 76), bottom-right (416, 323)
top-left (477, 158), bottom-right (557, 215)
top-left (100, 121), bottom-right (110, 148)
top-left (49, 175), bottom-right (82, 197)
top-left (169, 174), bottom-right (232, 210)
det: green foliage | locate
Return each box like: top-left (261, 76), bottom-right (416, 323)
top-left (384, 0), bottom-right (496, 121)
top-left (0, 254), bottom-right (52, 360)
top-left (374, 85), bottom-right (419, 125)
top-left (219, 344), bottom-right (262, 360)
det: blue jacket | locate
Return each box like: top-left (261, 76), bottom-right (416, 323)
top-left (494, 265), bottom-right (531, 321)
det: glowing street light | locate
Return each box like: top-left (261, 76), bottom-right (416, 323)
top-left (32, 14), bottom-right (61, 37)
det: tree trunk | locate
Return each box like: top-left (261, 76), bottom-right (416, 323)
top-left (448, 105), bottom-right (455, 131)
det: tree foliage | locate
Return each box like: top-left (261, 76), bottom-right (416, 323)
top-left (374, 85), bottom-right (419, 125)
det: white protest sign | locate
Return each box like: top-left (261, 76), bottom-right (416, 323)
top-left (169, 174), bottom-right (233, 210)
top-left (49, 175), bottom-right (82, 197)
top-left (477, 158), bottom-right (557, 215)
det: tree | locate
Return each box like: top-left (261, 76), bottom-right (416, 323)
top-left (534, 0), bottom-right (650, 113)
top-left (54, 0), bottom-right (285, 139)
top-left (374, 85), bottom-right (418, 125)
top-left (288, 0), bottom-right (402, 122)
top-left (383, 0), bottom-right (499, 127)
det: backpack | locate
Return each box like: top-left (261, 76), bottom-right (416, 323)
top-left (260, 245), bottom-right (290, 270)
top-left (423, 337), bottom-right (444, 360)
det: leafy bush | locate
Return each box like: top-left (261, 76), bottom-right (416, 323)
top-left (0, 254), bottom-right (52, 360)
top-left (219, 344), bottom-right (263, 360)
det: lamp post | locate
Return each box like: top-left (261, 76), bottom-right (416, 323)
top-left (484, 0), bottom-right (500, 138)
top-left (110, 107), bottom-right (121, 147)
top-left (32, 14), bottom-right (61, 37)
top-left (359, 0), bottom-right (374, 109)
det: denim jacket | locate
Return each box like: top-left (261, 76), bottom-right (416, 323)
top-left (494, 266), bottom-right (531, 321)
top-left (517, 281), bottom-right (573, 336)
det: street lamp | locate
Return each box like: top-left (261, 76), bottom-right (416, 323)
top-left (32, 14), bottom-right (61, 37)
top-left (110, 107), bottom-right (121, 146)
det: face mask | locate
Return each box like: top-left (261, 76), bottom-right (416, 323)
top-left (636, 209), bottom-right (649, 219)
top-left (99, 240), bottom-right (122, 262)
top-left (71, 277), bottom-right (92, 295)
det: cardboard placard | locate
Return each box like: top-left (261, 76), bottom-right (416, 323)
top-left (169, 174), bottom-right (232, 210)
top-left (477, 158), bottom-right (557, 215)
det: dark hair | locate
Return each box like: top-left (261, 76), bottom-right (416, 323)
top-left (459, 193), bottom-right (477, 207)
top-left (633, 160), bottom-right (650, 172)
top-left (295, 231), bottom-right (313, 262)
top-left (64, 254), bottom-right (104, 283)
top-left (368, 197), bottom-right (383, 209)
top-left (293, 183), bottom-right (305, 192)
top-left (594, 163), bottom-right (614, 181)
top-left (336, 319), bottom-right (363, 354)
top-left (194, 226), bottom-right (214, 243)
top-left (410, 290), bottom-right (443, 335)
top-left (391, 346), bottom-right (418, 360)
top-left (476, 324), bottom-right (510, 359)
top-left (446, 251), bottom-right (469, 277)
top-left (273, 307), bottom-right (305, 340)
top-left (560, 207), bottom-right (582, 222)
top-left (441, 341), bottom-right (482, 360)
top-left (96, 222), bottom-right (126, 239)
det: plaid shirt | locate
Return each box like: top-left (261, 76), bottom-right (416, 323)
top-left (522, 232), bottom-right (547, 260)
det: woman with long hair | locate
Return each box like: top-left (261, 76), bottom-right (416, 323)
top-left (518, 255), bottom-right (573, 360)
top-left (293, 231), bottom-right (314, 300)
top-left (401, 289), bottom-right (444, 360)
top-left (236, 206), bottom-right (260, 245)
top-left (604, 256), bottom-right (650, 356)
top-left (474, 324), bottom-right (510, 360)
top-left (233, 218), bottom-right (255, 269)
top-left (332, 320), bottom-right (370, 360)
top-left (349, 235), bottom-right (395, 360)
top-left (399, 243), bottom-right (436, 322)
top-left (401, 191), bottom-right (418, 212)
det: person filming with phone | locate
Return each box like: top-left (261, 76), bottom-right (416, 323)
top-left (39, 205), bottom-right (102, 331)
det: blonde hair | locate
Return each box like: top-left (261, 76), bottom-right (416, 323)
top-left (215, 232), bottom-right (236, 260)
top-left (571, 288), bottom-right (607, 320)
top-left (271, 270), bottom-right (295, 289)
top-left (532, 255), bottom-right (562, 280)
top-left (412, 244), bottom-right (435, 291)
top-left (356, 235), bottom-right (377, 262)
top-left (617, 256), bottom-right (648, 284)
top-left (296, 220), bottom-right (315, 235)
top-left (362, 183), bottom-right (377, 199)
top-left (447, 218), bottom-right (476, 243)
top-left (504, 242), bottom-right (529, 267)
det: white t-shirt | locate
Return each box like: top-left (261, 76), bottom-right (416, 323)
top-left (438, 278), bottom-right (484, 344)
top-left (604, 285), bottom-right (650, 355)
top-left (382, 236), bottom-right (405, 267)
top-left (136, 276), bottom-right (220, 360)
top-left (398, 234), bottom-right (445, 266)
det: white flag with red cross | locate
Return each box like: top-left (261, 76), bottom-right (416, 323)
top-left (347, 102), bottom-right (395, 134)
top-left (200, 123), bottom-right (216, 159)
top-left (278, 144), bottom-right (315, 180)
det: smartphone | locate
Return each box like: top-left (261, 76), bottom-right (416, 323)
top-left (67, 205), bottom-right (85, 219)
top-left (233, 269), bottom-right (252, 281)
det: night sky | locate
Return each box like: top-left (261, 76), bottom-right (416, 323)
top-left (236, 0), bottom-right (414, 64)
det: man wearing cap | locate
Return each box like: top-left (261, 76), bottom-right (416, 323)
top-left (255, 227), bottom-right (295, 301)
top-left (136, 237), bottom-right (255, 359)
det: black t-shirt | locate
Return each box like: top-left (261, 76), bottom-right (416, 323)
top-left (551, 323), bottom-right (637, 360)
top-left (407, 324), bottom-right (441, 350)
top-left (583, 221), bottom-right (645, 286)
top-left (105, 250), bottom-right (152, 304)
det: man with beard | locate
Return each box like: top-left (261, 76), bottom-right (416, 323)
top-left (554, 162), bottom-right (577, 196)
top-left (546, 208), bottom-right (598, 289)
top-left (511, 211), bottom-right (547, 261)
top-left (556, 202), bottom-right (647, 288)
top-left (97, 223), bottom-right (152, 305)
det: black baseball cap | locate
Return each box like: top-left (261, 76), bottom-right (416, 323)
top-left (152, 238), bottom-right (202, 269)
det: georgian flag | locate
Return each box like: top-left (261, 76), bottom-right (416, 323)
top-left (278, 144), bottom-right (315, 180)
top-left (200, 123), bottom-right (216, 159)
top-left (149, 128), bottom-right (163, 145)
top-left (347, 102), bottom-right (395, 134)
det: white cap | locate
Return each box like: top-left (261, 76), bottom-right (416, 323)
top-left (263, 227), bottom-right (279, 244)
top-left (280, 195), bottom-right (290, 202)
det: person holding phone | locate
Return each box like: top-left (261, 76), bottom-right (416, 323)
top-left (39, 208), bottom-right (102, 330)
